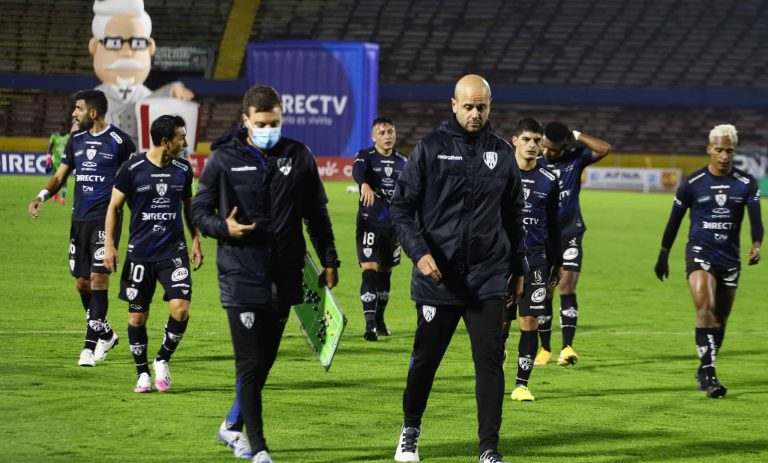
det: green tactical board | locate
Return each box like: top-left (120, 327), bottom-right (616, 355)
top-left (292, 254), bottom-right (347, 371)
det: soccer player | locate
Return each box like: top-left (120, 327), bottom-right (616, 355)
top-left (537, 121), bottom-right (611, 367)
top-left (504, 118), bottom-right (562, 401)
top-left (103, 115), bottom-right (203, 393)
top-left (28, 89), bottom-right (134, 367)
top-left (391, 74), bottom-right (528, 463)
top-left (192, 84), bottom-right (340, 463)
top-left (353, 116), bottom-right (407, 340)
top-left (655, 124), bottom-right (762, 398)
top-left (46, 119), bottom-right (78, 205)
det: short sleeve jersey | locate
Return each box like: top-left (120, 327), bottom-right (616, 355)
top-left (61, 125), bottom-right (135, 222)
top-left (353, 147), bottom-right (407, 228)
top-left (114, 154), bottom-right (193, 262)
top-left (540, 146), bottom-right (595, 236)
top-left (520, 159), bottom-right (560, 263)
top-left (672, 166), bottom-right (760, 267)
top-left (49, 132), bottom-right (69, 166)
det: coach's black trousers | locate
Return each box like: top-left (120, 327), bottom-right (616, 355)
top-left (226, 302), bottom-right (290, 452)
top-left (403, 298), bottom-right (506, 453)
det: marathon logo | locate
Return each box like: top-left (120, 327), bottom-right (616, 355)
top-left (77, 174), bottom-right (106, 182)
top-left (437, 154), bottom-right (462, 161)
top-left (282, 94), bottom-right (348, 115)
top-left (702, 221), bottom-right (734, 230)
top-left (141, 212), bottom-right (177, 221)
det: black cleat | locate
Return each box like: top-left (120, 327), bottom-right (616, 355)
top-left (364, 321), bottom-right (378, 341)
top-left (376, 322), bottom-right (391, 336)
top-left (703, 375), bottom-right (727, 398)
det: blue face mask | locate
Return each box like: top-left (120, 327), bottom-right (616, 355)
top-left (180, 147), bottom-right (189, 159)
top-left (248, 124), bottom-right (281, 150)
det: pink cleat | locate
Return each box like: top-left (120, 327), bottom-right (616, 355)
top-left (134, 372), bottom-right (152, 393)
top-left (153, 359), bottom-right (172, 392)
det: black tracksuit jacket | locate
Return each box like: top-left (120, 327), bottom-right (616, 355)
top-left (191, 128), bottom-right (339, 309)
top-left (391, 116), bottom-right (529, 306)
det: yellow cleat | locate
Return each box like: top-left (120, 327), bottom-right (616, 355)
top-left (511, 385), bottom-right (536, 401)
top-left (533, 347), bottom-right (552, 366)
top-left (558, 345), bottom-right (578, 367)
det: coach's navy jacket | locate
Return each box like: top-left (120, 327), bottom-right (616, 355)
top-left (391, 116), bottom-right (529, 306)
top-left (191, 128), bottom-right (339, 309)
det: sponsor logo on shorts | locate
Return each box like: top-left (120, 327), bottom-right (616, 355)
top-left (181, 289), bottom-right (190, 295)
top-left (240, 312), bottom-right (255, 329)
top-left (126, 287), bottom-right (138, 300)
top-left (94, 247), bottom-right (105, 260)
top-left (694, 258), bottom-right (711, 271)
top-left (563, 247), bottom-right (579, 260)
top-left (129, 304), bottom-right (143, 310)
top-left (97, 231), bottom-right (106, 244)
top-left (361, 292), bottom-right (376, 302)
top-left (723, 270), bottom-right (739, 282)
top-left (422, 305), bottom-right (436, 322)
top-left (518, 357), bottom-right (533, 371)
top-left (531, 288), bottom-right (547, 303)
top-left (172, 258), bottom-right (183, 267)
top-left (171, 268), bottom-right (189, 282)
top-left (533, 269), bottom-right (543, 284)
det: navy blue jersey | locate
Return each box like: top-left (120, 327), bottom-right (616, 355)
top-left (114, 154), bottom-right (193, 262)
top-left (540, 146), bottom-right (595, 236)
top-left (61, 125), bottom-right (135, 222)
top-left (352, 147), bottom-right (407, 228)
top-left (520, 159), bottom-right (561, 266)
top-left (672, 166), bottom-right (761, 267)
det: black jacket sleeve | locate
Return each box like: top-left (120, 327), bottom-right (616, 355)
top-left (302, 150), bottom-right (340, 268)
top-left (391, 141), bottom-right (431, 265)
top-left (501, 160), bottom-right (529, 276)
top-left (546, 180), bottom-right (563, 269)
top-left (191, 151), bottom-right (230, 240)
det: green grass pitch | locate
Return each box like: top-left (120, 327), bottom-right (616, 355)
top-left (0, 175), bottom-right (766, 462)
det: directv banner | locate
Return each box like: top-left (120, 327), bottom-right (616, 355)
top-left (0, 152), bottom-right (47, 175)
top-left (583, 167), bottom-right (681, 192)
top-left (246, 41), bottom-right (379, 157)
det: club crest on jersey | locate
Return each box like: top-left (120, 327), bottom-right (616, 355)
top-left (384, 166), bottom-right (393, 177)
top-left (240, 312), bottom-right (255, 329)
top-left (156, 183), bottom-right (168, 196)
top-left (715, 193), bottom-right (727, 206)
top-left (524, 188), bottom-right (530, 200)
top-left (483, 151), bottom-right (498, 170)
top-left (278, 158), bottom-right (292, 176)
top-left (363, 247), bottom-right (372, 258)
top-left (422, 305), bottom-right (436, 322)
top-left (86, 148), bottom-right (97, 160)
top-left (126, 287), bottom-right (138, 301)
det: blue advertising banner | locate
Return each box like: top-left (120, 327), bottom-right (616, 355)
top-left (0, 152), bottom-right (47, 175)
top-left (246, 41), bottom-right (379, 157)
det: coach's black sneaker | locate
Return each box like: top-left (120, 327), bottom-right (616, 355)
top-left (376, 321), bottom-right (391, 336)
top-left (704, 375), bottom-right (727, 399)
top-left (364, 321), bottom-right (378, 341)
top-left (479, 449), bottom-right (507, 463)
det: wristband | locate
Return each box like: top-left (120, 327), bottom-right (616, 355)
top-left (572, 130), bottom-right (581, 141)
top-left (37, 189), bottom-right (50, 202)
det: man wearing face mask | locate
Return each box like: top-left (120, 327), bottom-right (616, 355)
top-left (28, 89), bottom-right (135, 367)
top-left (192, 84), bottom-right (340, 463)
top-left (103, 115), bottom-right (203, 393)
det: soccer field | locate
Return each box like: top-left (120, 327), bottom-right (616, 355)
top-left (1, 175), bottom-right (766, 463)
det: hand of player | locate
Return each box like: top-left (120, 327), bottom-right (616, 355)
top-left (318, 267), bottom-right (338, 289)
top-left (226, 206), bottom-right (256, 239)
top-left (28, 198), bottom-right (43, 219)
top-left (506, 274), bottom-right (524, 308)
top-left (547, 266), bottom-right (562, 290)
top-left (748, 243), bottom-right (761, 265)
top-left (654, 250), bottom-right (670, 281)
top-left (417, 254), bottom-right (442, 282)
top-left (359, 183), bottom-right (379, 208)
top-left (104, 244), bottom-right (119, 273)
top-left (191, 236), bottom-right (204, 270)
